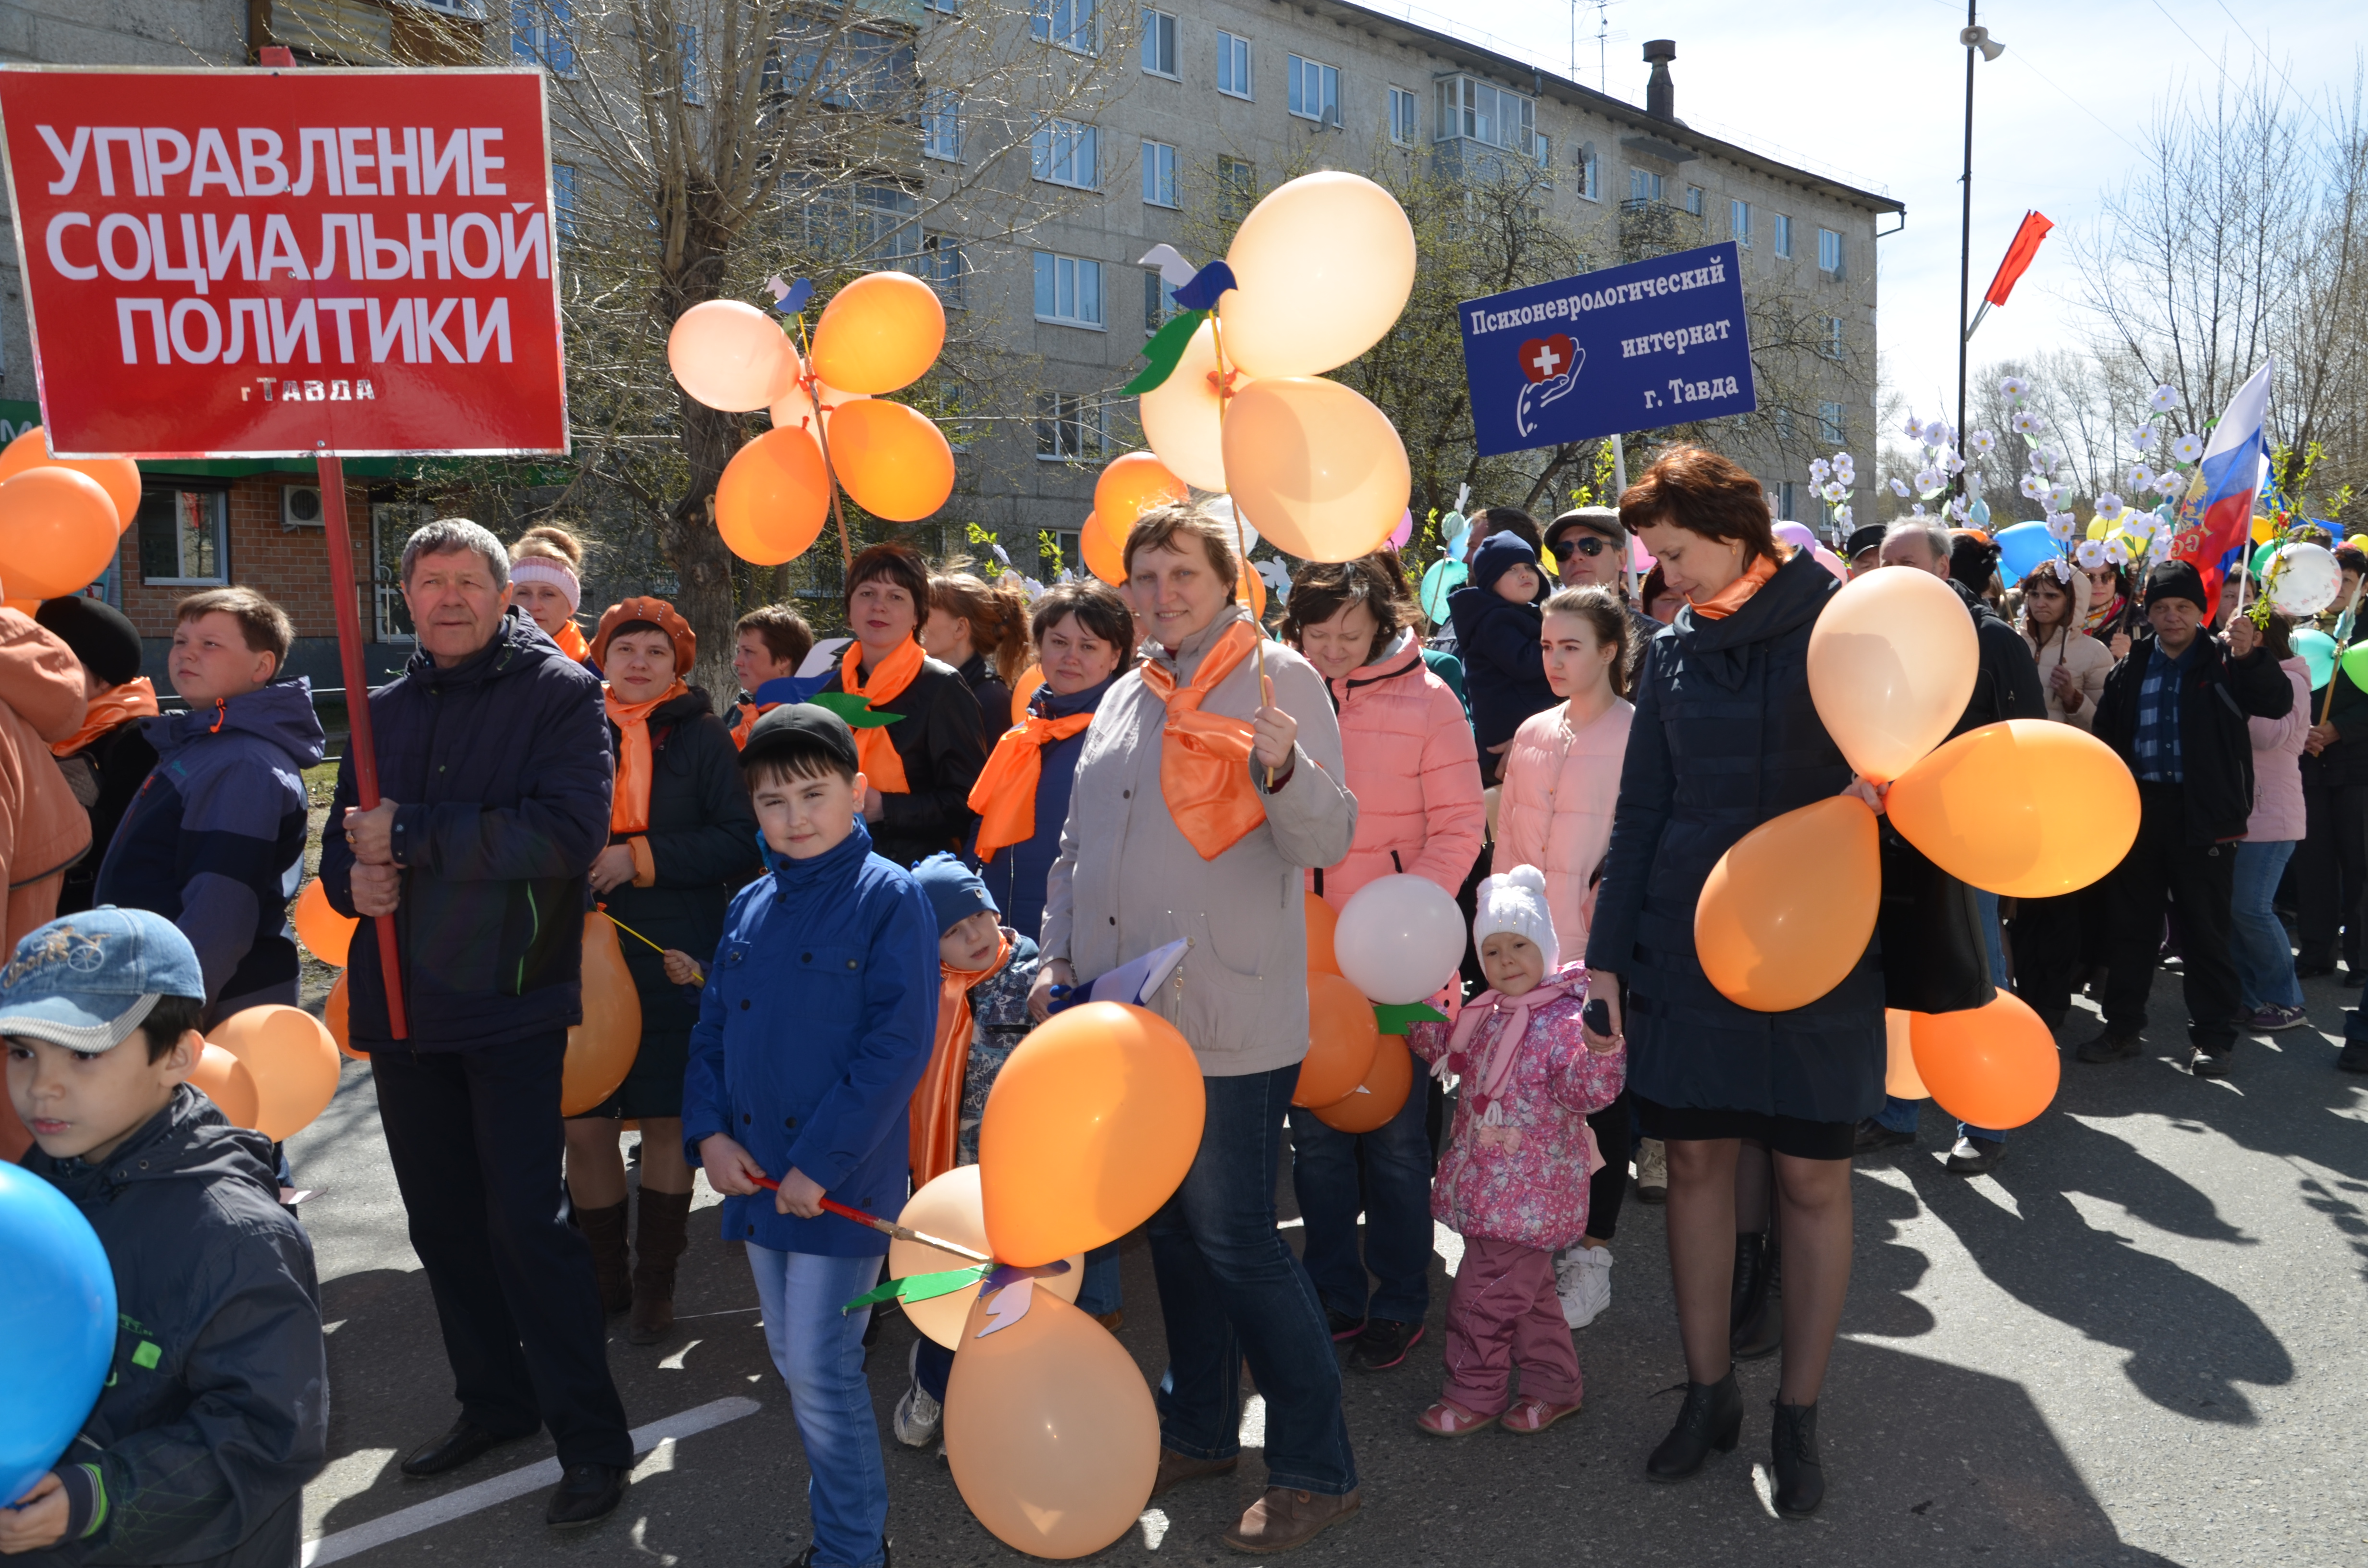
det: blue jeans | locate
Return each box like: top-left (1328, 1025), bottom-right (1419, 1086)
top-left (1288, 1072), bottom-right (1433, 1327)
top-left (1075, 1242), bottom-right (1123, 1318)
top-left (2232, 839), bottom-right (2304, 1010)
top-left (748, 1247), bottom-right (888, 1568)
top-left (1878, 888), bottom-right (2010, 1144)
top-left (1148, 1065), bottom-right (1357, 1495)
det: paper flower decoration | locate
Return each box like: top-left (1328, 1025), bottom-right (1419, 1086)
top-left (2171, 432), bottom-right (2204, 463)
top-left (2020, 473), bottom-right (2047, 501)
top-left (2150, 383), bottom-right (2180, 414)
top-left (1809, 457), bottom-right (1832, 482)
top-left (1998, 376), bottom-right (2029, 399)
top-left (1820, 481), bottom-right (1848, 504)
top-left (2129, 425), bottom-right (2155, 450)
top-left (1833, 453), bottom-right (1857, 484)
top-left (1925, 420), bottom-right (1953, 451)
top-left (2047, 483), bottom-right (2073, 512)
top-left (2046, 512), bottom-right (2077, 541)
top-left (1890, 477), bottom-right (1912, 498)
top-left (1903, 415), bottom-right (1927, 442)
top-left (1945, 497), bottom-right (1971, 522)
top-left (1969, 429), bottom-right (1997, 456)
top-left (2010, 409), bottom-right (2047, 435)
top-left (2027, 450), bottom-right (2050, 474)
top-left (2104, 537), bottom-right (2133, 565)
top-left (2094, 492), bottom-right (2126, 524)
top-left (2036, 445), bottom-right (2061, 468)
top-left (1942, 449), bottom-right (1967, 476)
top-left (1834, 503), bottom-right (1854, 527)
top-left (1919, 467), bottom-right (1945, 494)
top-left (1911, 502), bottom-right (1929, 517)
top-left (2127, 466), bottom-right (2155, 492)
top-left (2076, 539), bottom-right (2107, 567)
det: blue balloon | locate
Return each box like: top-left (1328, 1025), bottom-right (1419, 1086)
top-left (1420, 558), bottom-right (1467, 625)
top-left (2293, 628), bottom-right (2337, 691)
top-left (0, 1163), bottom-right (116, 1505)
top-left (1995, 520), bottom-right (2056, 588)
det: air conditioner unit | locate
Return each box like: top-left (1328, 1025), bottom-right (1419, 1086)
top-left (282, 483), bottom-right (324, 528)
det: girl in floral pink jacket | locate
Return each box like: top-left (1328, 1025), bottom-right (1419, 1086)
top-left (1406, 865), bottom-right (1626, 1437)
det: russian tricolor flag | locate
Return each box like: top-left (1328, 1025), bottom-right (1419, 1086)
top-left (2174, 358), bottom-right (2274, 619)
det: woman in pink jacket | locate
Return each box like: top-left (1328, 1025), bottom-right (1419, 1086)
top-left (2233, 612), bottom-right (2312, 1030)
top-left (1283, 557), bottom-right (1486, 1373)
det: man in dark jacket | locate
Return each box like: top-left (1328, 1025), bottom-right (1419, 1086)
top-left (2082, 558), bottom-right (2295, 1078)
top-left (318, 518), bottom-right (632, 1528)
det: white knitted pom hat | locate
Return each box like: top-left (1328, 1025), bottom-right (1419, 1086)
top-left (1473, 864), bottom-right (1559, 972)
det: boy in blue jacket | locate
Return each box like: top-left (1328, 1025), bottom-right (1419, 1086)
top-left (682, 703), bottom-right (937, 1568)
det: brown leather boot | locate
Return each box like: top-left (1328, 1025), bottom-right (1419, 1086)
top-left (628, 1187), bottom-right (694, 1345)
top-left (1221, 1486), bottom-right (1361, 1553)
top-left (1149, 1447), bottom-right (1238, 1498)
top-left (576, 1200), bottom-right (630, 1315)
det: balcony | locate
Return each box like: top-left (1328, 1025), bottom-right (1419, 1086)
top-left (258, 0), bottom-right (485, 68)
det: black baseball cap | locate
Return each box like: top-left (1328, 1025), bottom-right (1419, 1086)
top-left (740, 703), bottom-right (859, 773)
top-left (1846, 524), bottom-right (1887, 560)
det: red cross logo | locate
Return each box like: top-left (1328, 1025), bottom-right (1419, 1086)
top-left (1517, 333), bottom-right (1578, 385)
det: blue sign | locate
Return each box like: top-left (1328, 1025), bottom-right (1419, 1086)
top-left (1457, 242), bottom-right (1756, 457)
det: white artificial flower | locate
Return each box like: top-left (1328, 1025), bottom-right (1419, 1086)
top-left (1834, 503), bottom-right (1854, 527)
top-left (2154, 470), bottom-right (2185, 498)
top-left (2027, 450), bottom-right (2050, 474)
top-left (1890, 477), bottom-right (1912, 498)
top-left (2127, 466), bottom-right (2155, 492)
top-left (1911, 502), bottom-right (1929, 516)
top-left (2094, 492), bottom-right (2126, 523)
top-left (1918, 467), bottom-right (1945, 494)
top-left (1809, 457), bottom-right (1831, 483)
top-left (1820, 480), bottom-right (1848, 504)
top-left (2150, 383), bottom-right (2180, 414)
top-left (1942, 449), bottom-right (1967, 476)
top-left (1903, 415), bottom-right (1927, 443)
top-left (2035, 445), bottom-right (2061, 469)
top-left (1925, 419), bottom-right (1954, 451)
top-left (1946, 496), bottom-right (1971, 522)
top-left (2010, 409), bottom-right (2046, 435)
top-left (2020, 473), bottom-right (2049, 501)
top-left (2047, 482), bottom-right (2074, 511)
top-left (2076, 539), bottom-right (2107, 568)
top-left (2046, 512), bottom-right (2077, 541)
top-left (1969, 429), bottom-right (1997, 456)
top-left (2105, 537), bottom-right (2133, 565)
top-left (1998, 375), bottom-right (2029, 399)
top-left (2171, 432), bottom-right (2204, 464)
top-left (2129, 425), bottom-right (2155, 450)
top-left (1833, 453), bottom-right (1857, 484)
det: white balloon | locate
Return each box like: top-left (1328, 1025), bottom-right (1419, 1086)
top-left (2269, 542), bottom-right (2341, 617)
top-left (1202, 492), bottom-right (1259, 553)
top-left (1334, 874), bottom-right (1465, 1005)
top-left (667, 300), bottom-right (795, 412)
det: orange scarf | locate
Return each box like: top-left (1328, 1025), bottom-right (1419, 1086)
top-left (555, 619), bottom-right (593, 663)
top-left (1690, 551), bottom-right (1780, 621)
top-left (51, 677), bottom-right (159, 758)
top-left (605, 678), bottom-right (689, 834)
top-left (1141, 618), bottom-right (1267, 861)
top-left (910, 932), bottom-right (1011, 1188)
top-left (837, 638), bottom-right (923, 794)
top-left (967, 709), bottom-right (1096, 862)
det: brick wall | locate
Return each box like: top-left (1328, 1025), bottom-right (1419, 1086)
top-left (115, 471), bottom-right (376, 639)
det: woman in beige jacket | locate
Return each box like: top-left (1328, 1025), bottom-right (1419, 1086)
top-left (2020, 561), bottom-right (2113, 729)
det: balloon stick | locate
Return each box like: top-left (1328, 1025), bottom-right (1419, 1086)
top-left (747, 1179), bottom-right (993, 1262)
top-left (1206, 315), bottom-right (1273, 789)
top-left (598, 907), bottom-right (703, 988)
top-left (789, 314), bottom-right (855, 572)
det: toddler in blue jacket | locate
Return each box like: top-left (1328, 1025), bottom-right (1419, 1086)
top-left (1447, 533), bottom-right (1559, 783)
top-left (682, 703), bottom-right (936, 1568)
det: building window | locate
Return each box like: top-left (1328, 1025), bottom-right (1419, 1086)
top-left (1141, 139), bottom-right (1177, 207)
top-left (913, 234), bottom-right (966, 307)
top-left (1141, 8), bottom-right (1177, 77)
top-left (1143, 268), bottom-right (1179, 333)
top-left (510, 0), bottom-right (575, 76)
top-left (1033, 251), bottom-right (1103, 328)
top-left (1819, 226), bottom-right (1843, 275)
top-left (922, 91), bottom-right (962, 160)
top-left (1045, 529), bottom-right (1083, 576)
top-left (1777, 480), bottom-right (1799, 520)
top-left (1576, 143), bottom-right (1600, 201)
top-left (1435, 75), bottom-right (1534, 157)
top-left (1629, 167), bottom-right (1662, 202)
top-left (1731, 199), bottom-right (1751, 246)
top-left (1217, 155), bottom-right (1256, 219)
top-left (552, 163), bottom-right (579, 236)
top-left (677, 22), bottom-right (702, 103)
top-left (1030, 118), bottom-right (1099, 189)
top-left (136, 487), bottom-right (227, 586)
top-left (1773, 212), bottom-right (1793, 258)
top-left (1818, 401), bottom-right (1845, 445)
top-left (1683, 185), bottom-right (1702, 216)
top-left (1032, 0), bottom-right (1098, 55)
top-left (1035, 392), bottom-right (1107, 461)
top-left (1217, 31), bottom-right (1251, 98)
top-left (1388, 86), bottom-right (1417, 145)
top-left (1287, 54), bottom-right (1340, 124)
top-left (1826, 316), bottom-right (1845, 359)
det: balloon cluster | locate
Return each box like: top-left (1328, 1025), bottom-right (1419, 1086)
top-left (0, 428), bottom-right (141, 608)
top-left (1695, 568), bottom-right (2138, 1128)
top-left (1295, 875), bottom-right (1465, 1129)
top-left (667, 273), bottom-right (954, 566)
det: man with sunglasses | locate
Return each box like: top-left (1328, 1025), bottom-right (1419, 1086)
top-left (1544, 508), bottom-right (1662, 658)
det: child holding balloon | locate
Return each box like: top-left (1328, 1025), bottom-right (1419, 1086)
top-left (1404, 868), bottom-right (1625, 1436)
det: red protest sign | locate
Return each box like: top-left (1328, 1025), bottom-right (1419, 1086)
top-left (0, 66), bottom-right (568, 458)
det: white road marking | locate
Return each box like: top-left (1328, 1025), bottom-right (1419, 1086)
top-left (299, 1396), bottom-right (761, 1566)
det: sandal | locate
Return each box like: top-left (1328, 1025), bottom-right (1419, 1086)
top-left (1415, 1398), bottom-right (1496, 1437)
top-left (1500, 1395), bottom-right (1582, 1433)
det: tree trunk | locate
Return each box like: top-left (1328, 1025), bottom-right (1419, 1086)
top-left (666, 390), bottom-right (744, 707)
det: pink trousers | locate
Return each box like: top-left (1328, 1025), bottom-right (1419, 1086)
top-left (1440, 1234), bottom-right (1579, 1413)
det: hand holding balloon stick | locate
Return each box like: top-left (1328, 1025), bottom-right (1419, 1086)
top-left (745, 1178), bottom-right (992, 1263)
top-left (599, 906), bottom-right (704, 988)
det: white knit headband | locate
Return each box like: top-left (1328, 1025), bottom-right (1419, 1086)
top-left (510, 557), bottom-right (581, 611)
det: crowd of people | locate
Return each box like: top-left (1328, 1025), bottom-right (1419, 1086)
top-left (4, 442), bottom-right (2357, 1565)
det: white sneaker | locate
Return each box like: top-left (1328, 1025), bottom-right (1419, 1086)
top-left (1636, 1138), bottom-right (1668, 1203)
top-left (1555, 1246), bottom-right (1614, 1328)
top-left (892, 1340), bottom-right (942, 1448)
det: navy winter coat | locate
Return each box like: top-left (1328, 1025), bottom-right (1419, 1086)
top-left (1585, 551), bottom-right (1885, 1122)
top-left (1445, 585), bottom-right (1558, 762)
top-left (975, 672), bottom-right (1117, 947)
top-left (94, 681), bottom-right (326, 1019)
top-left (318, 608), bottom-right (614, 1051)
top-left (816, 654), bottom-right (988, 869)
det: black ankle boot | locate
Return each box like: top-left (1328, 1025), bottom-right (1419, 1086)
top-left (1728, 1231), bottom-right (1764, 1337)
top-left (1770, 1398), bottom-right (1824, 1516)
top-left (1731, 1235), bottom-right (1782, 1360)
top-left (1645, 1367), bottom-right (1742, 1481)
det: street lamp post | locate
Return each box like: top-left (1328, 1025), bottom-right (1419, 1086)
top-left (1957, 7), bottom-right (2006, 447)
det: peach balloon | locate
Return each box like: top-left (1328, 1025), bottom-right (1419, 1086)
top-left (1093, 452), bottom-right (1189, 537)
top-left (667, 299), bottom-right (795, 412)
top-left (824, 399), bottom-right (954, 522)
top-left (1694, 796), bottom-right (1880, 1012)
top-left (1305, 890), bottom-right (1341, 976)
top-left (1009, 666), bottom-right (1041, 728)
top-left (1311, 1032), bottom-right (1411, 1133)
top-left (1217, 172), bottom-right (1418, 379)
top-left (888, 1165), bottom-right (1081, 1350)
top-left (291, 879), bottom-right (356, 968)
top-left (1220, 377), bottom-right (1409, 563)
top-left (208, 1004), bottom-right (341, 1141)
top-left (0, 467), bottom-right (123, 599)
top-left (978, 1002), bottom-right (1206, 1266)
top-left (943, 1286), bottom-right (1158, 1559)
top-left (1805, 567), bottom-right (1979, 784)
top-left (1909, 990), bottom-right (2060, 1130)
top-left (1885, 1009), bottom-right (1926, 1099)
top-left (1138, 317), bottom-right (1234, 491)
top-left (188, 1042), bottom-right (260, 1129)
top-left (1293, 972), bottom-right (1380, 1107)
top-left (325, 972), bottom-right (367, 1063)
top-left (716, 426), bottom-right (831, 566)
top-left (809, 270), bottom-right (947, 395)
top-left (1080, 511), bottom-right (1126, 586)
top-left (768, 371), bottom-right (863, 434)
top-left (0, 429), bottom-right (141, 530)
top-left (562, 914), bottom-right (642, 1116)
top-left (1885, 719), bottom-right (2140, 898)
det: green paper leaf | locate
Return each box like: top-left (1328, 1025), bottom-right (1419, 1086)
top-left (1372, 1001), bottom-right (1448, 1035)
top-left (841, 1263), bottom-right (987, 1313)
top-left (1123, 308), bottom-right (1210, 395)
top-left (809, 692), bottom-right (904, 728)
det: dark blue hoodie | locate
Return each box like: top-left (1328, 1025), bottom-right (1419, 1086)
top-left (93, 680), bottom-right (326, 1020)
top-left (1447, 532), bottom-right (1559, 763)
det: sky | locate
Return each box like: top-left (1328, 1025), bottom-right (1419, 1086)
top-left (1392, 0), bottom-right (2361, 441)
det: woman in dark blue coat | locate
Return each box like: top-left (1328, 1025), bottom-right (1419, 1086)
top-left (1582, 448), bottom-right (1881, 1518)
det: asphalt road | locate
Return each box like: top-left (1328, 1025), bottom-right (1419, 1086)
top-left (282, 963), bottom-right (2368, 1568)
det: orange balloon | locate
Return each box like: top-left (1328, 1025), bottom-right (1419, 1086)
top-left (810, 271), bottom-right (947, 395)
top-left (291, 878), bottom-right (356, 968)
top-left (1311, 1032), bottom-right (1411, 1132)
top-left (209, 1004), bottom-right (342, 1141)
top-left (188, 1041), bottom-right (260, 1129)
top-left (1294, 972), bottom-right (1380, 1106)
top-left (1886, 719), bottom-right (2140, 898)
top-left (0, 429), bottom-right (141, 530)
top-left (1695, 796), bottom-right (1880, 1012)
top-left (825, 399), bottom-right (954, 522)
top-left (1885, 1008), bottom-right (1926, 1099)
top-left (979, 1001), bottom-right (1206, 1266)
top-left (944, 1286), bottom-right (1158, 1559)
top-left (0, 598), bottom-right (37, 616)
top-left (324, 972), bottom-right (366, 1063)
top-left (1093, 452), bottom-right (1189, 537)
top-left (1081, 510), bottom-right (1126, 585)
top-left (562, 913), bottom-right (642, 1115)
top-left (1220, 377), bottom-right (1409, 563)
top-left (890, 1165), bottom-right (1082, 1350)
top-left (1909, 990), bottom-right (2060, 1130)
top-left (717, 426), bottom-right (830, 566)
top-left (0, 467), bottom-right (122, 599)
top-left (1238, 560), bottom-right (1267, 619)
top-left (1009, 665), bottom-right (1041, 728)
top-left (1305, 890), bottom-right (1341, 975)
top-left (1804, 567), bottom-right (1979, 784)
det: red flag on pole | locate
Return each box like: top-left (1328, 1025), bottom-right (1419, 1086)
top-left (1984, 211), bottom-right (2055, 307)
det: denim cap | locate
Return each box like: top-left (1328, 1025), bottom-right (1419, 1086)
top-left (913, 851), bottom-right (998, 935)
top-left (0, 908), bottom-right (204, 1054)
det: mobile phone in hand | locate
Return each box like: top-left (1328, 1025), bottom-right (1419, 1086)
top-left (1583, 997), bottom-right (1613, 1037)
